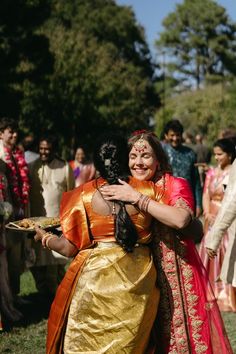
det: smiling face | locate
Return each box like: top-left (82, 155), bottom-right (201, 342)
top-left (39, 140), bottom-right (54, 163)
top-left (128, 140), bottom-right (158, 181)
top-left (0, 127), bottom-right (15, 148)
top-left (165, 129), bottom-right (182, 149)
top-left (75, 148), bottom-right (85, 163)
top-left (213, 146), bottom-right (231, 169)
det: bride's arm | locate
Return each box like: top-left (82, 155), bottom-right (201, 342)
top-left (34, 225), bottom-right (78, 257)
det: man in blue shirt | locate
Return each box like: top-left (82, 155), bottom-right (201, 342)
top-left (162, 119), bottom-right (202, 217)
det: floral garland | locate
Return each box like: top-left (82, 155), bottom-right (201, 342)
top-left (3, 146), bottom-right (29, 207)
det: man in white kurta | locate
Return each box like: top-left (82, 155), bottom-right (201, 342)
top-left (29, 136), bottom-right (75, 296)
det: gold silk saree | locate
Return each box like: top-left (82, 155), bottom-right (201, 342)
top-left (46, 178), bottom-right (160, 354)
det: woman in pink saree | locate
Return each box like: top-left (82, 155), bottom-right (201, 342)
top-left (199, 138), bottom-right (236, 312)
top-left (101, 131), bottom-right (233, 354)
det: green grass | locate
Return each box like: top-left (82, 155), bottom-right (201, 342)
top-left (0, 272), bottom-right (49, 354)
top-left (0, 271), bottom-right (236, 353)
top-left (222, 312), bottom-right (236, 352)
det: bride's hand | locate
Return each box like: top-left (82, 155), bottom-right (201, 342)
top-left (100, 179), bottom-right (141, 204)
top-left (34, 225), bottom-right (46, 242)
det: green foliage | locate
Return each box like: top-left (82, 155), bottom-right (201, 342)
top-left (155, 81), bottom-right (236, 145)
top-left (0, 0), bottom-right (52, 119)
top-left (41, 0), bottom-right (158, 154)
top-left (156, 0), bottom-right (236, 89)
top-left (0, 0), bottom-right (158, 156)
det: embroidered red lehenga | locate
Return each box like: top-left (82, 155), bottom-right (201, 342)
top-left (151, 173), bottom-right (232, 353)
top-left (46, 177), bottom-right (160, 354)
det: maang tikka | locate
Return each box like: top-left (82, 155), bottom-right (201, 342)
top-left (133, 134), bottom-right (147, 152)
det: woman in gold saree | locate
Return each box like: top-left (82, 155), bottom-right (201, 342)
top-left (33, 135), bottom-right (164, 354)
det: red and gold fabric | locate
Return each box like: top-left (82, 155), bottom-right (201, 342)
top-left (152, 173), bottom-right (233, 354)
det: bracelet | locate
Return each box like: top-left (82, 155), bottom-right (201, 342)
top-left (138, 194), bottom-right (147, 210)
top-left (143, 197), bottom-right (151, 212)
top-left (45, 235), bottom-right (58, 250)
top-left (131, 193), bottom-right (142, 205)
top-left (41, 232), bottom-right (55, 248)
top-left (138, 195), bottom-right (151, 212)
top-left (136, 194), bottom-right (145, 208)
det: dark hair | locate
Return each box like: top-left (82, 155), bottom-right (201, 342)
top-left (94, 135), bottom-right (138, 252)
top-left (22, 134), bottom-right (38, 152)
top-left (0, 117), bottom-right (18, 132)
top-left (213, 138), bottom-right (236, 163)
top-left (163, 119), bottom-right (184, 135)
top-left (128, 131), bottom-right (172, 181)
top-left (39, 134), bottom-right (58, 151)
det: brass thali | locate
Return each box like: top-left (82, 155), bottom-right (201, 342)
top-left (6, 216), bottom-right (60, 233)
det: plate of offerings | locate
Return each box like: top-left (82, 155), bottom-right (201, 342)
top-left (6, 216), bottom-right (60, 233)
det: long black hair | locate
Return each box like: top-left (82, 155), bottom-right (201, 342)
top-left (93, 135), bottom-right (138, 252)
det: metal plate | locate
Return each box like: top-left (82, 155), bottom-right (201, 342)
top-left (6, 217), bottom-right (60, 233)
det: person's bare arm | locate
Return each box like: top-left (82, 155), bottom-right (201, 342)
top-left (101, 180), bottom-right (191, 229)
top-left (34, 225), bottom-right (77, 258)
top-left (145, 198), bottom-right (191, 229)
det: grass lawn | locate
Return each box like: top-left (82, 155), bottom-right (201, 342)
top-left (0, 271), bottom-right (236, 353)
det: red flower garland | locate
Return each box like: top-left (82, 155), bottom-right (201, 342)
top-left (3, 146), bottom-right (29, 207)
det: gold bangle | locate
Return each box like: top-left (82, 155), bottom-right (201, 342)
top-left (45, 235), bottom-right (57, 250)
top-left (139, 195), bottom-right (148, 210)
top-left (138, 195), bottom-right (151, 212)
top-left (136, 194), bottom-right (145, 208)
top-left (41, 232), bottom-right (54, 248)
top-left (143, 197), bottom-right (151, 212)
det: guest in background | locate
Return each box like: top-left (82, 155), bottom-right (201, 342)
top-left (0, 160), bottom-right (22, 330)
top-left (69, 147), bottom-right (95, 187)
top-left (21, 134), bottom-right (39, 164)
top-left (183, 131), bottom-right (195, 150)
top-left (206, 158), bottom-right (236, 313)
top-left (194, 133), bottom-right (212, 187)
top-left (29, 134), bottom-right (74, 298)
top-left (199, 138), bottom-right (236, 311)
top-left (162, 119), bottom-right (202, 217)
top-left (0, 117), bottom-right (30, 303)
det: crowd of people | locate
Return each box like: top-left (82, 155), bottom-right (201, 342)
top-left (0, 116), bottom-right (236, 353)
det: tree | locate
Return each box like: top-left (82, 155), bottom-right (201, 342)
top-left (1, 0), bottom-right (158, 155)
top-left (156, 0), bottom-right (236, 90)
top-left (35, 0), bottom-right (159, 155)
top-left (155, 81), bottom-right (236, 146)
top-left (0, 0), bottom-right (52, 120)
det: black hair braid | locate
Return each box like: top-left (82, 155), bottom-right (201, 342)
top-left (94, 136), bottom-right (138, 252)
top-left (114, 201), bottom-right (138, 252)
